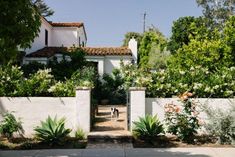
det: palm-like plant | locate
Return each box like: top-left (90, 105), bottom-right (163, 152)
top-left (133, 114), bottom-right (164, 141)
top-left (34, 116), bottom-right (71, 145)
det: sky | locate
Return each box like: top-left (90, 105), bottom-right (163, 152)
top-left (44, 0), bottom-right (203, 47)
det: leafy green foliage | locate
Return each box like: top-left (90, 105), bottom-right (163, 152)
top-left (20, 69), bottom-right (55, 96)
top-left (21, 61), bottom-right (46, 78)
top-left (196, 0), bottom-right (235, 28)
top-left (32, 0), bottom-right (54, 17)
top-left (122, 32), bottom-right (143, 47)
top-left (203, 103), bottom-right (235, 144)
top-left (169, 38), bottom-right (233, 72)
top-left (34, 116), bottom-right (71, 145)
top-left (119, 62), bottom-right (152, 89)
top-left (224, 16), bottom-right (235, 64)
top-left (0, 0), bottom-right (41, 64)
top-left (75, 128), bottom-right (86, 140)
top-left (167, 16), bottom-right (212, 54)
top-left (0, 112), bottom-right (24, 139)
top-left (148, 45), bottom-right (171, 69)
top-left (165, 92), bottom-right (200, 142)
top-left (48, 47), bottom-right (87, 81)
top-left (133, 114), bottom-right (164, 141)
top-left (49, 66), bottom-right (97, 97)
top-left (96, 69), bottom-right (126, 104)
top-left (0, 65), bottom-right (24, 96)
top-left (0, 64), bottom-right (97, 97)
top-left (138, 28), bottom-right (167, 68)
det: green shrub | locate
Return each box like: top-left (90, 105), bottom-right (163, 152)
top-left (203, 103), bottom-right (235, 144)
top-left (75, 128), bottom-right (86, 140)
top-left (48, 66), bottom-right (97, 97)
top-left (165, 92), bottom-right (200, 143)
top-left (0, 112), bottom-right (24, 139)
top-left (21, 61), bottom-right (46, 78)
top-left (48, 47), bottom-right (86, 81)
top-left (118, 61), bottom-right (235, 98)
top-left (71, 66), bottom-right (97, 88)
top-left (0, 65), bottom-right (24, 96)
top-left (34, 116), bottom-right (71, 145)
top-left (21, 69), bottom-right (55, 96)
top-left (97, 69), bottom-right (126, 104)
top-left (133, 114), bottom-right (164, 142)
top-left (48, 80), bottom-right (75, 97)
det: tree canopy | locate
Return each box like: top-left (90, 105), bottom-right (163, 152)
top-left (32, 0), bottom-right (54, 17)
top-left (138, 28), bottom-right (167, 69)
top-left (122, 32), bottom-right (142, 47)
top-left (0, 0), bottom-right (41, 64)
top-left (167, 16), bottom-right (216, 54)
top-left (196, 0), bottom-right (235, 28)
top-left (168, 16), bottom-right (235, 72)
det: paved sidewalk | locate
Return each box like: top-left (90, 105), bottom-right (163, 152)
top-left (0, 148), bottom-right (235, 157)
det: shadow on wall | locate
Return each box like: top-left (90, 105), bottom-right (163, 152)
top-left (0, 98), bottom-right (6, 121)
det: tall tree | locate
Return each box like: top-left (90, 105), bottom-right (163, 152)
top-left (0, 0), bottom-right (41, 64)
top-left (224, 16), bottom-right (235, 65)
top-left (168, 16), bottom-right (211, 54)
top-left (122, 32), bottom-right (142, 47)
top-left (196, 0), bottom-right (235, 27)
top-left (32, 0), bottom-right (54, 17)
top-left (138, 27), bottom-right (167, 69)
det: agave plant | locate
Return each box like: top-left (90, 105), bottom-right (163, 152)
top-left (75, 128), bottom-right (86, 140)
top-left (34, 116), bottom-right (71, 145)
top-left (133, 114), bottom-right (164, 141)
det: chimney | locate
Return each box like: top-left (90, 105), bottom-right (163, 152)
top-left (128, 37), bottom-right (138, 64)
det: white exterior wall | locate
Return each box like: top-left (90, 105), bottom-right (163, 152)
top-left (25, 18), bottom-right (87, 55)
top-left (86, 55), bottom-right (132, 76)
top-left (104, 56), bottom-right (132, 74)
top-left (51, 27), bottom-right (78, 47)
top-left (25, 18), bottom-right (52, 54)
top-left (0, 97), bottom-right (76, 136)
top-left (146, 98), bottom-right (235, 122)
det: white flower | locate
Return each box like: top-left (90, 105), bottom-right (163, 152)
top-left (179, 70), bottom-right (185, 75)
top-left (193, 83), bottom-right (203, 90)
top-left (213, 85), bottom-right (219, 89)
top-left (205, 86), bottom-right (210, 92)
top-left (190, 67), bottom-right (195, 71)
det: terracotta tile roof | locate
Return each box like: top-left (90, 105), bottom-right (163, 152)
top-left (26, 47), bottom-right (68, 57)
top-left (82, 47), bottom-right (132, 56)
top-left (50, 22), bottom-right (84, 28)
top-left (26, 47), bottom-right (132, 57)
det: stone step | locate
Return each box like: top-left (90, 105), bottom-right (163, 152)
top-left (87, 131), bottom-right (133, 148)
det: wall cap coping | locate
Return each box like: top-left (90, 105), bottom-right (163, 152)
top-left (129, 87), bottom-right (146, 91)
top-left (76, 87), bottom-right (92, 90)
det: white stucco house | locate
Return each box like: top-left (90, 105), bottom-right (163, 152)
top-left (23, 17), bottom-right (137, 75)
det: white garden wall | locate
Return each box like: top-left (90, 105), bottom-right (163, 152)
top-left (0, 89), bottom-right (92, 137)
top-left (0, 97), bottom-right (76, 136)
top-left (146, 98), bottom-right (235, 122)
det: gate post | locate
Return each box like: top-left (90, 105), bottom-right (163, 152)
top-left (129, 87), bottom-right (146, 131)
top-left (76, 87), bottom-right (91, 133)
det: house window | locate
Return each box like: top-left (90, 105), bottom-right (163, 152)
top-left (45, 29), bottom-right (48, 46)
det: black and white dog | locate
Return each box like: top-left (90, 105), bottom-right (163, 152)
top-left (111, 107), bottom-right (119, 120)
